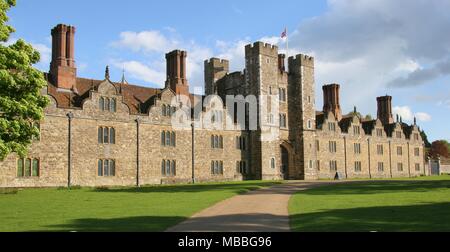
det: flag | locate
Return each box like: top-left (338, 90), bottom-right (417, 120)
top-left (281, 28), bottom-right (287, 38)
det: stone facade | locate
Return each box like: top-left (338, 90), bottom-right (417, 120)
top-left (0, 24), bottom-right (426, 187)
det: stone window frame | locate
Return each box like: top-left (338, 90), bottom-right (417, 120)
top-left (377, 144), bottom-right (384, 155)
top-left (413, 133), bottom-right (419, 141)
top-left (316, 140), bottom-right (320, 152)
top-left (97, 159), bottom-right (116, 177)
top-left (99, 96), bottom-right (117, 113)
top-left (396, 131), bottom-right (402, 139)
top-left (329, 141), bottom-right (337, 153)
top-left (236, 160), bottom-right (248, 174)
top-left (98, 126), bottom-right (116, 144)
top-left (17, 157), bottom-right (40, 177)
top-left (211, 135), bottom-right (223, 149)
top-left (211, 160), bottom-right (224, 175)
top-left (329, 160), bottom-right (337, 172)
top-left (415, 163), bottom-right (421, 171)
top-left (161, 131), bottom-right (176, 147)
top-left (328, 122), bottom-right (336, 132)
top-left (236, 136), bottom-right (246, 150)
top-left (354, 161), bottom-right (362, 172)
top-left (353, 125), bottom-right (360, 135)
top-left (161, 159), bottom-right (176, 177)
top-left (278, 88), bottom-right (287, 102)
top-left (354, 143), bottom-right (361, 154)
top-left (270, 158), bottom-right (276, 169)
top-left (397, 146), bottom-right (403, 156)
top-left (397, 162), bottom-right (403, 172)
top-left (377, 162), bottom-right (384, 172)
top-left (376, 128), bottom-right (383, 137)
top-left (279, 113), bottom-right (287, 128)
top-left (414, 148), bottom-right (420, 157)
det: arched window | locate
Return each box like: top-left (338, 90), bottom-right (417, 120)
top-left (162, 105), bottom-right (167, 116)
top-left (161, 131), bottom-right (165, 146)
top-left (17, 158), bottom-right (24, 177)
top-left (165, 131), bottom-right (171, 146)
top-left (161, 160), bottom-right (166, 176)
top-left (219, 161), bottom-right (223, 174)
top-left (32, 158), bottom-right (39, 177)
top-left (165, 160), bottom-right (171, 176)
top-left (98, 127), bottom-right (103, 143)
top-left (171, 132), bottom-right (176, 147)
top-left (25, 158), bottom-right (31, 177)
top-left (99, 97), bottom-right (105, 111)
top-left (110, 98), bottom-right (116, 112)
top-left (98, 160), bottom-right (103, 176)
top-left (103, 127), bottom-right (109, 143)
top-left (171, 160), bottom-right (176, 176)
top-left (104, 159), bottom-right (110, 176)
top-left (110, 160), bottom-right (115, 176)
top-left (109, 128), bottom-right (115, 144)
top-left (271, 158), bottom-right (275, 169)
top-left (211, 161), bottom-right (215, 174)
top-left (105, 98), bottom-right (110, 112)
top-left (219, 136), bottom-right (223, 149)
top-left (211, 135), bottom-right (215, 148)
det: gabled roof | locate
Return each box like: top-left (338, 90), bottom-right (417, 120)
top-left (45, 74), bottom-right (201, 115)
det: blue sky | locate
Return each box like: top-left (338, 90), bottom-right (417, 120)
top-left (7, 0), bottom-right (450, 142)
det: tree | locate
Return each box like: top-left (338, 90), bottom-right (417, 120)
top-left (430, 140), bottom-right (450, 158)
top-left (420, 130), bottom-right (431, 148)
top-left (0, 0), bottom-right (49, 160)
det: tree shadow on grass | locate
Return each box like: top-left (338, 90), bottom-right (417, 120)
top-left (290, 202), bottom-right (450, 232)
top-left (41, 213), bottom-right (290, 232)
top-left (40, 216), bottom-right (187, 232)
top-left (300, 180), bottom-right (450, 196)
top-left (91, 181), bottom-right (281, 194)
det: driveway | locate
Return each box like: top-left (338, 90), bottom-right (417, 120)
top-left (166, 181), bottom-right (336, 232)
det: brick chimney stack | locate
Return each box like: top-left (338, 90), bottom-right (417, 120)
top-left (50, 24), bottom-right (77, 89)
top-left (377, 95), bottom-right (394, 125)
top-left (165, 50), bottom-right (189, 96)
top-left (278, 54), bottom-right (285, 72)
top-left (322, 84), bottom-right (342, 121)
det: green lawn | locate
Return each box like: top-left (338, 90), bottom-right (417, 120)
top-left (289, 175), bottom-right (450, 232)
top-left (0, 181), bottom-right (280, 232)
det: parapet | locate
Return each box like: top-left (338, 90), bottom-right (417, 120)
top-left (245, 41), bottom-right (278, 57)
top-left (204, 58), bottom-right (230, 69)
top-left (288, 53), bottom-right (315, 70)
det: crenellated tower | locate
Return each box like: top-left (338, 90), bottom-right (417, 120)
top-left (244, 42), bottom-right (282, 180)
top-left (288, 54), bottom-right (318, 180)
top-left (204, 58), bottom-right (229, 95)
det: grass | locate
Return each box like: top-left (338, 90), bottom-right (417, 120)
top-left (289, 175), bottom-right (450, 232)
top-left (0, 180), bottom-right (280, 232)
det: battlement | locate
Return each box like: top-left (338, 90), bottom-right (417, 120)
top-left (245, 41), bottom-right (278, 57)
top-left (204, 58), bottom-right (230, 71)
top-left (288, 53), bottom-right (315, 71)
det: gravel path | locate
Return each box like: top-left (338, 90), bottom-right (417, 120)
top-left (166, 181), bottom-right (336, 232)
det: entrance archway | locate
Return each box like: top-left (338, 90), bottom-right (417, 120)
top-left (280, 145), bottom-right (289, 180)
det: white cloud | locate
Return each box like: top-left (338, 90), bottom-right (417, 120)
top-left (393, 106), bottom-right (432, 122)
top-left (111, 60), bottom-right (165, 87)
top-left (286, 0), bottom-right (450, 112)
top-left (111, 30), bottom-right (178, 53)
top-left (415, 112), bottom-right (432, 122)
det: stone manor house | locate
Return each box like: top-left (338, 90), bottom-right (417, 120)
top-left (0, 24), bottom-right (425, 187)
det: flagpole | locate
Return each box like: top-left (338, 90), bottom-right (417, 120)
top-left (286, 27), bottom-right (289, 59)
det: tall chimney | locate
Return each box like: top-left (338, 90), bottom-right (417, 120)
top-left (322, 84), bottom-right (342, 121)
top-left (165, 50), bottom-right (189, 96)
top-left (50, 24), bottom-right (77, 89)
top-left (278, 54), bottom-right (285, 72)
top-left (377, 95), bottom-right (394, 125)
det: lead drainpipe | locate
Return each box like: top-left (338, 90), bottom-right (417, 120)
top-left (136, 118), bottom-right (141, 187)
top-left (66, 112), bottom-right (74, 188)
top-left (191, 122), bottom-right (195, 184)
